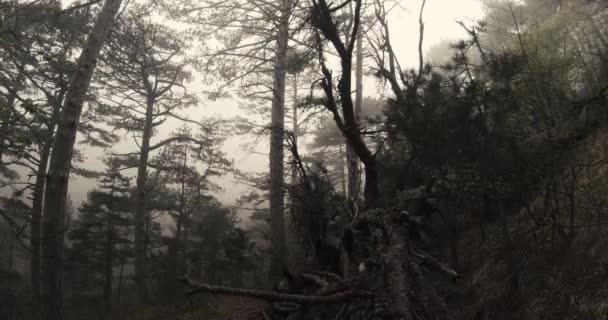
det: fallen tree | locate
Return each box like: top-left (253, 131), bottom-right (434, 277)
top-left (181, 208), bottom-right (459, 320)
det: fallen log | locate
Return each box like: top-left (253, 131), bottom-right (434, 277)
top-left (179, 276), bottom-right (374, 305)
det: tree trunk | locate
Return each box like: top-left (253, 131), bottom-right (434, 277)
top-left (268, 0), bottom-right (291, 279)
top-left (339, 53), bottom-right (378, 206)
top-left (347, 23), bottom-right (364, 208)
top-left (346, 146), bottom-right (359, 200)
top-left (291, 73), bottom-right (298, 183)
top-left (30, 143), bottom-right (49, 318)
top-left (103, 178), bottom-right (116, 316)
top-left (117, 258), bottom-right (125, 306)
top-left (40, 1), bottom-right (122, 319)
top-left (383, 226), bottom-right (413, 320)
top-left (313, 0), bottom-right (379, 207)
top-left (339, 143), bottom-right (347, 195)
top-left (134, 93), bottom-right (154, 303)
top-left (103, 215), bottom-right (113, 316)
top-left (167, 152), bottom-right (186, 301)
top-left (31, 96), bottom-right (61, 319)
top-left (179, 146), bottom-right (187, 274)
top-left (362, 162), bottom-right (378, 207)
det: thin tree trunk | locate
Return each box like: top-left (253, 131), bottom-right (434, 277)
top-left (117, 258), bottom-right (124, 306)
top-left (346, 146), bottom-right (358, 201)
top-left (347, 22), bottom-right (364, 207)
top-left (351, 21), bottom-right (378, 207)
top-left (30, 146), bottom-right (48, 317)
top-left (291, 73), bottom-right (298, 183)
top-left (338, 143), bottom-right (347, 195)
top-left (103, 178), bottom-right (116, 316)
top-left (103, 217), bottom-right (113, 315)
top-left (179, 146), bottom-right (187, 274)
top-left (40, 1), bottom-right (122, 319)
top-left (167, 150), bottom-right (187, 301)
top-left (31, 96), bottom-right (61, 319)
top-left (268, 0), bottom-right (291, 279)
top-left (134, 91), bottom-right (155, 303)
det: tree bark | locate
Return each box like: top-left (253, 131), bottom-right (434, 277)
top-left (269, 0), bottom-right (291, 279)
top-left (291, 73), bottom-right (299, 184)
top-left (383, 225), bottom-right (413, 320)
top-left (40, 1), bottom-right (122, 319)
top-left (346, 19), bottom-right (363, 208)
top-left (134, 92), bottom-right (155, 304)
top-left (30, 134), bottom-right (51, 318)
top-left (339, 143), bottom-right (347, 195)
top-left (179, 146), bottom-right (188, 274)
top-left (31, 96), bottom-right (62, 319)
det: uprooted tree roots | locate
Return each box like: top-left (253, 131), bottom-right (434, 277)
top-left (180, 208), bottom-right (460, 320)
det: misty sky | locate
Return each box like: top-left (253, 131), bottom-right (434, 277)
top-left (67, 0), bottom-right (485, 217)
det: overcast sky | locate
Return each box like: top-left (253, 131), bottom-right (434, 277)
top-left (67, 0), bottom-right (485, 217)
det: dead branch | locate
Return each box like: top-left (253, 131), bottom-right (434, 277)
top-left (417, 0), bottom-right (426, 80)
top-left (179, 276), bottom-right (374, 304)
top-left (411, 247), bottom-right (461, 280)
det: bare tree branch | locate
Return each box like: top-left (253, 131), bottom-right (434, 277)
top-left (180, 276), bottom-right (374, 304)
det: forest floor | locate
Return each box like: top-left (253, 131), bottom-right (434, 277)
top-left (127, 296), bottom-right (268, 320)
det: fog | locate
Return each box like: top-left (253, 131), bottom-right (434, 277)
top-left (67, 0), bottom-right (485, 212)
top-left (6, 0), bottom-right (607, 319)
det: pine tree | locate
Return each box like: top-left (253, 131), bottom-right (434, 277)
top-left (4, 7), bottom-right (92, 312)
top-left (149, 126), bottom-right (231, 300)
top-left (66, 158), bottom-right (132, 317)
top-left (96, 9), bottom-right (197, 302)
top-left (164, 0), bottom-right (312, 279)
